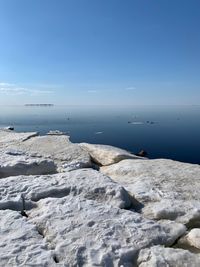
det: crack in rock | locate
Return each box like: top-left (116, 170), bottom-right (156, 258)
top-left (0, 169), bottom-right (134, 213)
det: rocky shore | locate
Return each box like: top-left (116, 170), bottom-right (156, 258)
top-left (0, 129), bottom-right (200, 266)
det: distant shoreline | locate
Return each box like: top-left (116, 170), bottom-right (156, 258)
top-left (24, 104), bottom-right (54, 107)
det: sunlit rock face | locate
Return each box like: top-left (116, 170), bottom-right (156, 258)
top-left (101, 158), bottom-right (200, 225)
top-left (28, 196), bottom-right (185, 266)
top-left (137, 246), bottom-right (200, 267)
top-left (0, 169), bottom-right (133, 210)
top-left (0, 210), bottom-right (57, 267)
top-left (79, 142), bottom-right (142, 166)
top-left (177, 228), bottom-right (200, 252)
top-left (7, 134), bottom-right (92, 171)
top-left (0, 130), bottom-right (200, 266)
top-left (0, 150), bottom-right (57, 178)
top-left (0, 129), bottom-right (38, 148)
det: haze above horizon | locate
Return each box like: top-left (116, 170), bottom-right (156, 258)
top-left (0, 0), bottom-right (199, 105)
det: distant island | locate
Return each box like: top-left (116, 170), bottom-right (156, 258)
top-left (24, 104), bottom-right (54, 107)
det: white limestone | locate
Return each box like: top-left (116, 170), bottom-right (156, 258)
top-left (0, 150), bottom-right (56, 178)
top-left (0, 129), bottom-right (38, 148)
top-left (101, 159), bottom-right (200, 224)
top-left (0, 209), bottom-right (56, 267)
top-left (79, 142), bottom-right (142, 166)
top-left (137, 246), bottom-right (200, 267)
top-left (11, 135), bottom-right (92, 171)
top-left (178, 229), bottom-right (200, 251)
top-left (28, 196), bottom-right (185, 266)
top-left (0, 169), bottom-right (133, 210)
top-left (0, 130), bottom-right (200, 266)
top-left (187, 229), bottom-right (200, 249)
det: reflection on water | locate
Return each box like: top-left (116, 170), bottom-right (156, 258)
top-left (0, 105), bottom-right (200, 164)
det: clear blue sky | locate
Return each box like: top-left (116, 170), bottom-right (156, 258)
top-left (0, 0), bottom-right (199, 105)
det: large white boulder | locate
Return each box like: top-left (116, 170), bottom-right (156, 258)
top-left (28, 196), bottom-right (185, 266)
top-left (0, 209), bottom-right (57, 267)
top-left (79, 143), bottom-right (142, 166)
top-left (101, 159), bottom-right (200, 224)
top-left (11, 135), bottom-right (92, 171)
top-left (137, 246), bottom-right (200, 267)
top-left (0, 169), bottom-right (133, 210)
top-left (0, 150), bottom-right (56, 178)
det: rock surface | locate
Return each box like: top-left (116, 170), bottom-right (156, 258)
top-left (0, 209), bottom-right (56, 267)
top-left (178, 229), bottom-right (200, 251)
top-left (10, 135), bottom-right (92, 171)
top-left (0, 150), bottom-right (56, 178)
top-left (186, 229), bottom-right (200, 249)
top-left (0, 130), bottom-right (200, 266)
top-left (28, 196), bottom-right (185, 266)
top-left (0, 169), bottom-right (133, 210)
top-left (0, 129), bottom-right (38, 148)
top-left (80, 142), bottom-right (142, 166)
top-left (137, 246), bottom-right (200, 267)
top-left (101, 159), bottom-right (200, 224)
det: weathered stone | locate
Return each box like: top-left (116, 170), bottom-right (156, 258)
top-left (101, 159), bottom-right (200, 224)
top-left (0, 129), bottom-right (38, 148)
top-left (0, 150), bottom-right (56, 178)
top-left (137, 246), bottom-right (200, 267)
top-left (186, 229), bottom-right (200, 249)
top-left (28, 196), bottom-right (185, 266)
top-left (1, 130), bottom-right (199, 266)
top-left (11, 135), bottom-right (92, 171)
top-left (0, 169), bottom-right (133, 210)
top-left (178, 229), bottom-right (200, 251)
top-left (0, 210), bottom-right (56, 267)
top-left (79, 143), bottom-right (142, 166)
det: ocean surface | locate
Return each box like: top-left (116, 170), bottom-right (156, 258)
top-left (0, 105), bottom-right (199, 164)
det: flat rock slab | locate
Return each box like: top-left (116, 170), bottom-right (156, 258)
top-left (28, 196), bottom-right (185, 266)
top-left (79, 143), bottom-right (142, 166)
top-left (0, 150), bottom-right (56, 178)
top-left (101, 159), bottom-right (200, 224)
top-left (0, 169), bottom-right (133, 210)
top-left (137, 246), bottom-right (200, 267)
top-left (0, 130), bottom-right (38, 148)
top-left (0, 209), bottom-right (56, 267)
top-left (11, 135), bottom-right (92, 171)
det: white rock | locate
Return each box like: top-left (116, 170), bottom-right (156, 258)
top-left (187, 229), bottom-right (200, 249)
top-left (79, 143), bottom-right (142, 166)
top-left (1, 130), bottom-right (199, 266)
top-left (0, 209), bottom-right (56, 267)
top-left (0, 129), bottom-right (38, 148)
top-left (0, 169), bottom-right (133, 210)
top-left (11, 135), bottom-right (92, 171)
top-left (28, 196), bottom-right (185, 266)
top-left (180, 229), bottom-right (200, 250)
top-left (137, 246), bottom-right (200, 267)
top-left (0, 150), bottom-right (56, 178)
top-left (101, 159), bottom-right (200, 224)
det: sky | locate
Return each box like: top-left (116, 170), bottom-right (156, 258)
top-left (0, 0), bottom-right (200, 105)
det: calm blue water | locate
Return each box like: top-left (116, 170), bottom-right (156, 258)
top-left (0, 105), bottom-right (199, 164)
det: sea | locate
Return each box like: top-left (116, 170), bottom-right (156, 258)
top-left (0, 105), bottom-right (199, 164)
